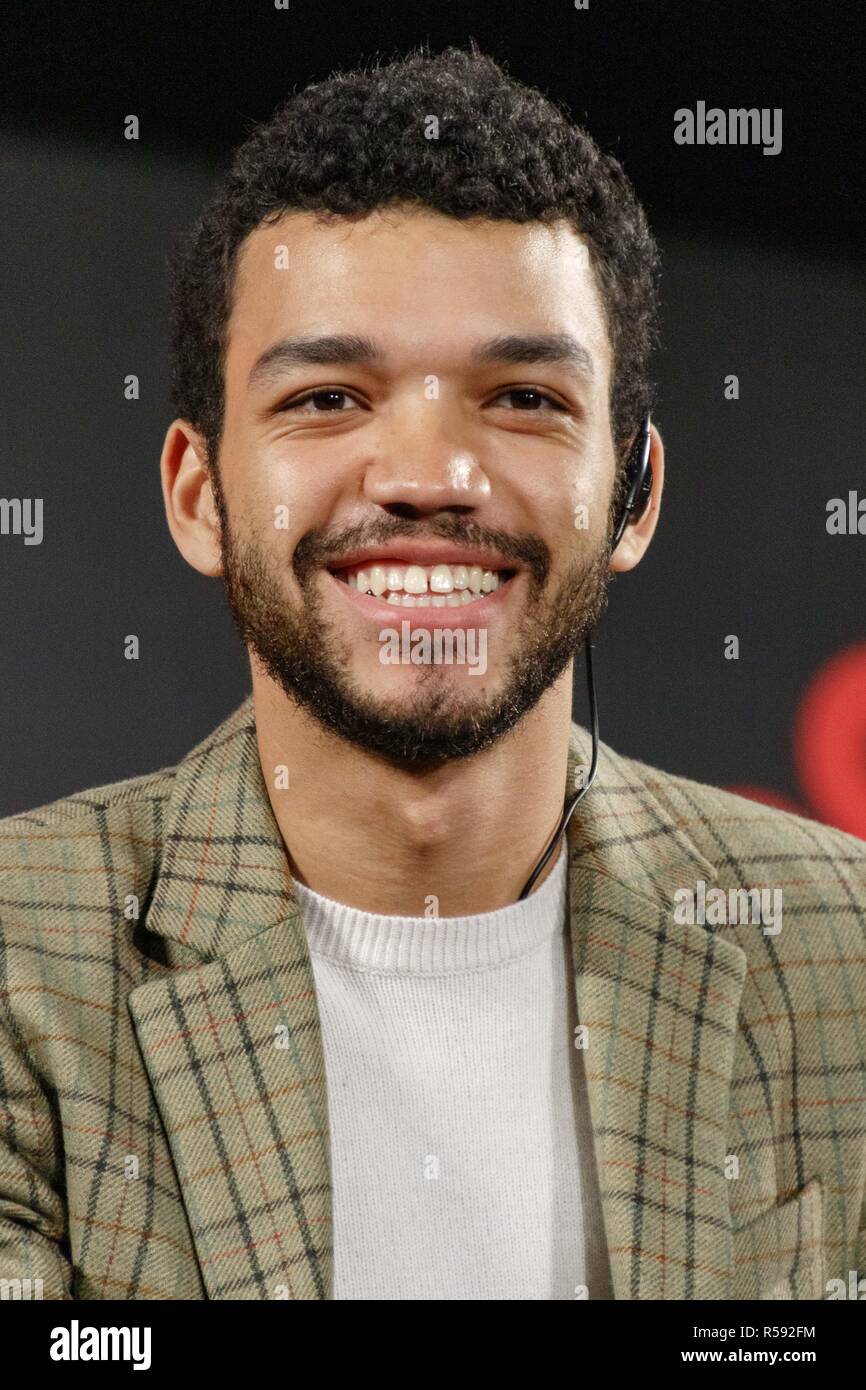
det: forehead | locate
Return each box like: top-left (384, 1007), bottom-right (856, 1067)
top-left (227, 207), bottom-right (612, 384)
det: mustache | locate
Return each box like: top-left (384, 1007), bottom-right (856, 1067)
top-left (292, 515), bottom-right (551, 588)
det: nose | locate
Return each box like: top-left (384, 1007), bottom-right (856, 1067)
top-left (362, 407), bottom-right (491, 516)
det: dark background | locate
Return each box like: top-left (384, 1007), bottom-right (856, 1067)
top-left (1, 0), bottom-right (864, 832)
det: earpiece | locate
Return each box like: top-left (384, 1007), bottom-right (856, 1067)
top-left (611, 413), bottom-right (653, 550)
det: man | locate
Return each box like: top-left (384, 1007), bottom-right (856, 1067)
top-left (1, 45), bottom-right (864, 1303)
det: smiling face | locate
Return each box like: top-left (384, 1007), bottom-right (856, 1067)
top-left (196, 206), bottom-right (623, 762)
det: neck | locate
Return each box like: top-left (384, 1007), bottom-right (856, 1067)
top-left (251, 663), bottom-right (574, 916)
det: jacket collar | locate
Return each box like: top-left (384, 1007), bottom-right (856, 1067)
top-left (143, 697), bottom-right (299, 959)
top-left (129, 697), bottom-right (746, 1300)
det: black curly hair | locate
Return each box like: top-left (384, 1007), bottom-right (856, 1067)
top-left (167, 42), bottom-right (660, 487)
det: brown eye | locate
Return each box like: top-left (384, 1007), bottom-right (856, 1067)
top-left (494, 388), bottom-right (565, 411)
top-left (281, 389), bottom-right (358, 412)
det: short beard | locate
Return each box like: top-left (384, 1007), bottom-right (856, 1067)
top-left (214, 486), bottom-right (611, 766)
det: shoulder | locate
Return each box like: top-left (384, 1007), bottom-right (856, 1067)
top-left (0, 762), bottom-right (177, 978)
top-left (609, 744), bottom-right (866, 968)
top-left (0, 698), bottom-right (254, 882)
top-left (0, 759), bottom-right (177, 852)
top-left (0, 700), bottom-right (255, 965)
top-left (619, 748), bottom-right (866, 882)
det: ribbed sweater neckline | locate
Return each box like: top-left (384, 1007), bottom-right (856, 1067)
top-left (292, 849), bottom-right (568, 975)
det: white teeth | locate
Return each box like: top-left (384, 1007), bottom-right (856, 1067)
top-left (340, 560), bottom-right (510, 604)
top-left (429, 564), bottom-right (454, 594)
top-left (403, 565), bottom-right (428, 595)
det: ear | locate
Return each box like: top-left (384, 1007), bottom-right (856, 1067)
top-left (160, 419), bottom-right (223, 578)
top-left (609, 421), bottom-right (665, 573)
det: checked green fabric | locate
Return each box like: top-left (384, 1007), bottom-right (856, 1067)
top-left (1, 696), bottom-right (865, 1300)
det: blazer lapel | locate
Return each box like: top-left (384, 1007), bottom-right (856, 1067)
top-left (565, 727), bottom-right (748, 1299)
top-left (127, 700), bottom-right (332, 1300)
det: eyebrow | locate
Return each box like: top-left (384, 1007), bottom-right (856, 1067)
top-left (247, 331), bottom-right (595, 390)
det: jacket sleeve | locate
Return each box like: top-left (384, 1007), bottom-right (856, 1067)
top-left (0, 1012), bottom-right (72, 1299)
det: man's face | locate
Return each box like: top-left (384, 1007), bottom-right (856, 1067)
top-left (213, 206), bottom-right (618, 762)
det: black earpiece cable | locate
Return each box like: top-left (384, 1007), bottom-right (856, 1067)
top-left (516, 412), bottom-right (651, 901)
top-left (517, 633), bottom-right (600, 900)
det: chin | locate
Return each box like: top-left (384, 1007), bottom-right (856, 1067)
top-left (363, 672), bottom-right (496, 718)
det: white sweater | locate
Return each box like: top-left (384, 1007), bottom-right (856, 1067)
top-left (292, 850), bottom-right (612, 1301)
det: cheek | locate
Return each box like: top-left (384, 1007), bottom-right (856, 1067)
top-left (518, 462), bottom-right (610, 560)
top-left (257, 442), bottom-right (359, 532)
top-left (567, 451), bottom-right (614, 545)
top-left (513, 427), bottom-right (612, 513)
top-left (223, 453), bottom-right (319, 557)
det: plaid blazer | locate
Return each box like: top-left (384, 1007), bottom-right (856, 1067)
top-left (1, 695), bottom-right (865, 1301)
